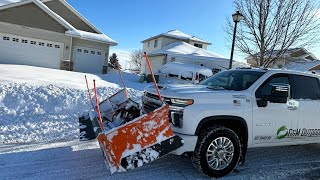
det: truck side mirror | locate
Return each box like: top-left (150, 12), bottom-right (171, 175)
top-left (256, 83), bottom-right (290, 107)
top-left (269, 83), bottom-right (290, 103)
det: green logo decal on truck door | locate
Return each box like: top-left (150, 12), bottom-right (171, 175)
top-left (277, 126), bottom-right (288, 139)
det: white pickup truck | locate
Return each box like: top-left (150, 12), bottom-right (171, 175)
top-left (142, 68), bottom-right (320, 178)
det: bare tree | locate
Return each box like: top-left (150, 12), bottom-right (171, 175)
top-left (129, 49), bottom-right (143, 73)
top-left (227, 0), bottom-right (320, 67)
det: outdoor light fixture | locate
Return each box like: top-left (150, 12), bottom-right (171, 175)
top-left (229, 10), bottom-right (243, 69)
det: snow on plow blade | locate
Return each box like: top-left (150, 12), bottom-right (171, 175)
top-left (98, 105), bottom-right (183, 174)
top-left (79, 89), bottom-right (139, 141)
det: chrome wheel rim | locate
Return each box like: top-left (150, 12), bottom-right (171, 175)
top-left (206, 137), bottom-right (234, 170)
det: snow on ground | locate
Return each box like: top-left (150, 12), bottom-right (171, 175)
top-left (2, 64), bottom-right (320, 179)
top-left (0, 140), bottom-right (320, 180)
top-left (0, 65), bottom-right (147, 144)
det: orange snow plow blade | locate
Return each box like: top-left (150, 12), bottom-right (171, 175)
top-left (98, 105), bottom-right (183, 174)
top-left (80, 52), bottom-right (183, 174)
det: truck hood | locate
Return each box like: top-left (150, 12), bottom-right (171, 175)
top-left (145, 84), bottom-right (225, 99)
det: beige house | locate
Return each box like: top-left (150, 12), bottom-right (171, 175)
top-left (141, 30), bottom-right (230, 74)
top-left (246, 48), bottom-right (318, 68)
top-left (0, 0), bottom-right (117, 74)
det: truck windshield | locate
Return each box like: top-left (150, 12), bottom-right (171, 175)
top-left (200, 70), bottom-right (265, 91)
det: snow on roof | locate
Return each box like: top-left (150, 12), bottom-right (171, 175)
top-left (149, 41), bottom-right (225, 59)
top-left (285, 60), bottom-right (320, 72)
top-left (66, 29), bottom-right (117, 45)
top-left (164, 30), bottom-right (210, 44)
top-left (163, 30), bottom-right (191, 39)
top-left (0, 0), bottom-right (24, 6)
top-left (142, 30), bottom-right (211, 44)
top-left (0, 0), bottom-right (117, 45)
top-left (159, 62), bottom-right (213, 77)
top-left (232, 61), bottom-right (251, 69)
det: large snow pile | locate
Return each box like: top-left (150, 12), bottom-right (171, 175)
top-left (0, 65), bottom-right (147, 144)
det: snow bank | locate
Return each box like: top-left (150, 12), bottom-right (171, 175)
top-left (0, 65), bottom-right (146, 144)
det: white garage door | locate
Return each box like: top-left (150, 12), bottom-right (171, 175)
top-left (73, 46), bottom-right (105, 74)
top-left (0, 33), bottom-right (63, 69)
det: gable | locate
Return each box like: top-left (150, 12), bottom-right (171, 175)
top-left (45, 0), bottom-right (97, 33)
top-left (0, 3), bottom-right (66, 33)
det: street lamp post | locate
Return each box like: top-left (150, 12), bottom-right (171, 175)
top-left (229, 11), bottom-right (243, 69)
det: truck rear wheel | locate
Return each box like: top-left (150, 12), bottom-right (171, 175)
top-left (192, 126), bottom-right (241, 178)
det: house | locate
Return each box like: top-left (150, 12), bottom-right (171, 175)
top-left (246, 48), bottom-right (318, 68)
top-left (246, 48), bottom-right (320, 72)
top-left (0, 0), bottom-right (117, 74)
top-left (140, 30), bottom-right (230, 74)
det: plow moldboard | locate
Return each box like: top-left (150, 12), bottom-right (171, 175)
top-left (98, 105), bottom-right (177, 174)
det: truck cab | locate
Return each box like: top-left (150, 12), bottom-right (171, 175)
top-left (142, 68), bottom-right (320, 178)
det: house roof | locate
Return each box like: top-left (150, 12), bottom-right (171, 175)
top-left (149, 41), bottom-right (225, 59)
top-left (285, 60), bottom-right (320, 72)
top-left (249, 48), bottom-right (317, 60)
top-left (141, 30), bottom-right (211, 45)
top-left (66, 29), bottom-right (117, 45)
top-left (0, 0), bottom-right (117, 45)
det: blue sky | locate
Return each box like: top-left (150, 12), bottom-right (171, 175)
top-left (67, 0), bottom-right (320, 61)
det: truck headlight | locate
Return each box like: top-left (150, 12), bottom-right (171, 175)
top-left (170, 99), bottom-right (193, 106)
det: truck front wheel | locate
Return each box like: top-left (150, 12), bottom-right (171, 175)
top-left (192, 126), bottom-right (241, 178)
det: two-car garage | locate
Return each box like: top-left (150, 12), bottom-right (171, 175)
top-left (0, 33), bottom-right (63, 69)
top-left (0, 33), bottom-right (107, 73)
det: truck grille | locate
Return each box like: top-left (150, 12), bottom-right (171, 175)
top-left (142, 92), bottom-right (184, 128)
top-left (142, 92), bottom-right (163, 114)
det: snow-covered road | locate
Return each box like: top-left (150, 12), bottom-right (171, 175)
top-left (1, 141), bottom-right (320, 180)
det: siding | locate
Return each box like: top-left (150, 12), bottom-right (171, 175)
top-left (0, 3), bottom-right (66, 33)
top-left (143, 37), bottom-right (163, 54)
top-left (45, 1), bottom-right (97, 33)
top-left (142, 55), bottom-right (165, 74)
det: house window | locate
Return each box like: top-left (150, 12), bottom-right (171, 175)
top-left (147, 41), bottom-right (150, 47)
top-left (194, 43), bottom-right (203, 48)
top-left (154, 39), bottom-right (158, 48)
top-left (91, 51), bottom-right (95, 54)
top-left (97, 52), bottom-right (102, 55)
top-left (30, 41), bottom-right (36, 45)
top-left (77, 49), bottom-right (82, 52)
top-left (39, 42), bottom-right (44, 46)
top-left (22, 39), bottom-right (28, 43)
top-left (13, 38), bottom-right (19, 42)
top-left (55, 45), bottom-right (60, 48)
top-left (84, 50), bottom-right (88, 53)
top-left (3, 36), bottom-right (10, 41)
top-left (47, 43), bottom-right (53, 47)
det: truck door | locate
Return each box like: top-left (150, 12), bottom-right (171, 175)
top-left (252, 74), bottom-right (300, 145)
top-left (288, 74), bottom-right (320, 143)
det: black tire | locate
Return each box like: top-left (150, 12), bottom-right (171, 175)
top-left (192, 126), bottom-right (241, 178)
